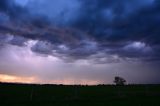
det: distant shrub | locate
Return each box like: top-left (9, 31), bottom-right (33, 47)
top-left (114, 76), bottom-right (126, 85)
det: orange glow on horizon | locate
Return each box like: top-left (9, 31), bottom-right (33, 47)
top-left (0, 74), bottom-right (37, 84)
top-left (0, 74), bottom-right (100, 85)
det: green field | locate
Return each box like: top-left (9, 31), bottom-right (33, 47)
top-left (0, 83), bottom-right (160, 106)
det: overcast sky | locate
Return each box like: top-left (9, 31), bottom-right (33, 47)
top-left (0, 0), bottom-right (160, 85)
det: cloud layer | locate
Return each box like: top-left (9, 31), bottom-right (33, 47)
top-left (0, 0), bottom-right (160, 84)
top-left (0, 0), bottom-right (160, 62)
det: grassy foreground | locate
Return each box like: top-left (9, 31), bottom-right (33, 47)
top-left (0, 83), bottom-right (160, 106)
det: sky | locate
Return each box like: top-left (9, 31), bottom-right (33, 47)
top-left (0, 0), bottom-right (160, 85)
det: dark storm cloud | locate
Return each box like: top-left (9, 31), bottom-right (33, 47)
top-left (71, 0), bottom-right (160, 61)
top-left (1, 0), bottom-right (160, 85)
top-left (0, 0), bottom-right (28, 20)
top-left (0, 0), bottom-right (13, 14)
top-left (73, 0), bottom-right (158, 43)
top-left (0, 0), bottom-right (160, 62)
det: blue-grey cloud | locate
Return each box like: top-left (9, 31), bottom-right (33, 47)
top-left (0, 0), bottom-right (160, 63)
top-left (1, 0), bottom-right (160, 84)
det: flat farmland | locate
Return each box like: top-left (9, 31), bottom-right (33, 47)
top-left (0, 83), bottom-right (160, 106)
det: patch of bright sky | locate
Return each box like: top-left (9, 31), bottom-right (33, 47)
top-left (15, 0), bottom-right (30, 6)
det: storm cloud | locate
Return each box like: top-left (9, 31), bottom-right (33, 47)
top-left (0, 0), bottom-right (160, 84)
top-left (0, 0), bottom-right (160, 62)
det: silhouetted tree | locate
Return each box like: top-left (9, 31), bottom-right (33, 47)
top-left (114, 76), bottom-right (126, 85)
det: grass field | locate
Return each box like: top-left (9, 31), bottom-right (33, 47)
top-left (0, 83), bottom-right (160, 106)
